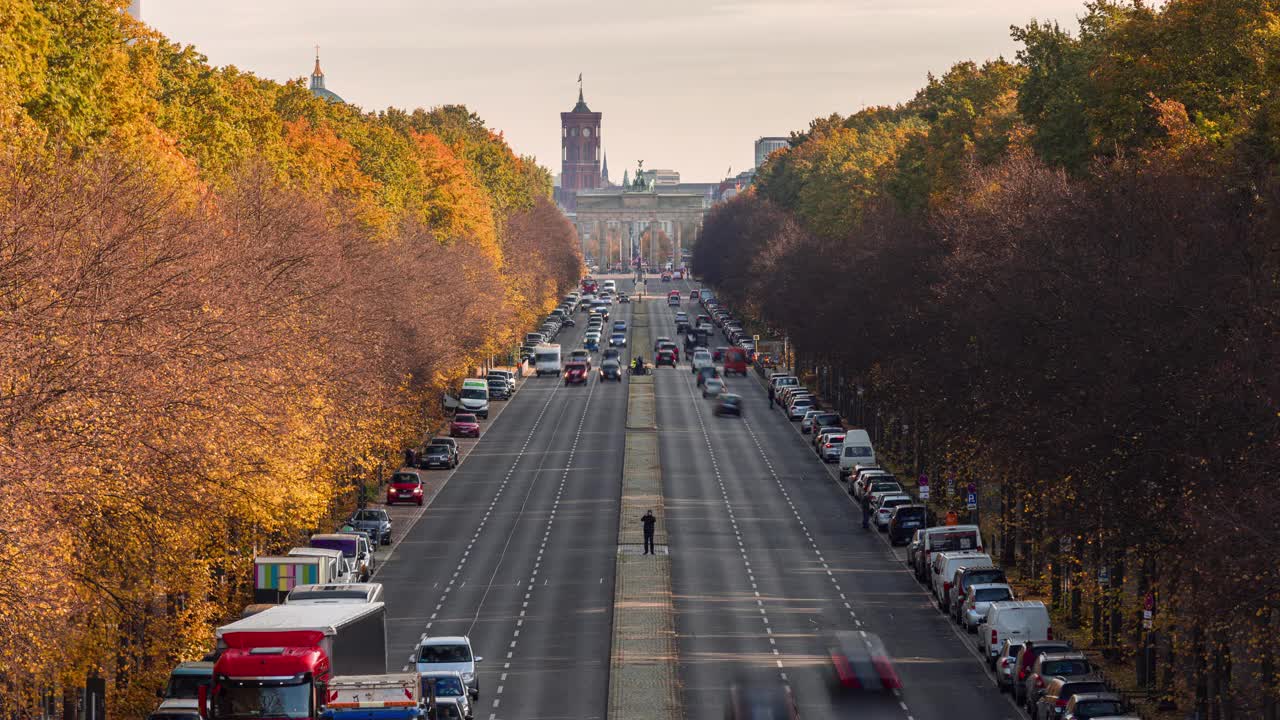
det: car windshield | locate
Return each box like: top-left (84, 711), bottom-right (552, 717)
top-left (844, 445), bottom-right (873, 457)
top-left (419, 644), bottom-right (472, 663)
top-left (534, 352), bottom-right (558, 363)
top-left (353, 510), bottom-right (384, 521)
top-left (930, 530), bottom-right (979, 551)
top-left (424, 676), bottom-right (466, 697)
top-left (164, 674), bottom-right (209, 699)
top-left (1074, 700), bottom-right (1124, 717)
top-left (214, 680), bottom-right (309, 719)
top-left (454, 414), bottom-right (476, 422)
top-left (974, 587), bottom-right (1012, 602)
top-left (310, 537), bottom-right (358, 557)
top-left (1042, 659), bottom-right (1092, 675)
top-left (391, 473), bottom-right (419, 484)
top-left (966, 569), bottom-right (1007, 586)
top-left (460, 388), bottom-right (486, 399)
top-left (426, 445), bottom-right (450, 454)
top-left (883, 497), bottom-right (911, 508)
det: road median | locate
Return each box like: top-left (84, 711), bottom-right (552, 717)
top-left (607, 298), bottom-right (681, 720)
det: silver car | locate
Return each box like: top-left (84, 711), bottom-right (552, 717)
top-left (963, 583), bottom-right (1015, 631)
top-left (421, 672), bottom-right (473, 719)
top-left (416, 636), bottom-right (482, 699)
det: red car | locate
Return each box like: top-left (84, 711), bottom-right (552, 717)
top-left (564, 362), bottom-right (589, 385)
top-left (656, 349), bottom-right (677, 367)
top-left (658, 341), bottom-right (679, 361)
top-left (723, 347), bottom-right (749, 376)
top-left (829, 631), bottom-right (901, 691)
top-left (450, 413), bottom-right (480, 438)
top-left (386, 471), bottom-right (425, 506)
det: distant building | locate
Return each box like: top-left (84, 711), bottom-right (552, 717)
top-left (754, 136), bottom-right (790, 169)
top-left (309, 48), bottom-right (344, 103)
top-left (555, 81), bottom-right (603, 212)
top-left (638, 168), bottom-right (680, 187)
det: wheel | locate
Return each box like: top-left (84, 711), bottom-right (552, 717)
top-left (416, 499), bottom-right (423, 506)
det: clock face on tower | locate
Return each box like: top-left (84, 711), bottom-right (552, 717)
top-left (583, 127), bottom-right (591, 137)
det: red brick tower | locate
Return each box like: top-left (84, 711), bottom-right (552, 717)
top-left (557, 79), bottom-right (602, 211)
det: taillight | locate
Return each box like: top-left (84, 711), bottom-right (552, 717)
top-left (1047, 626), bottom-right (1054, 640)
top-left (991, 629), bottom-right (998, 646)
top-left (1055, 698), bottom-right (1069, 708)
top-left (1035, 676), bottom-right (1045, 688)
top-left (943, 582), bottom-right (951, 592)
top-left (999, 658), bottom-right (1011, 669)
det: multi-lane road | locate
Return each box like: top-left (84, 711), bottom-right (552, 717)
top-left (374, 276), bottom-right (1018, 719)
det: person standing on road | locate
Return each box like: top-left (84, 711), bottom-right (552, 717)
top-left (860, 493), bottom-right (872, 529)
top-left (768, 383), bottom-right (775, 408)
top-left (404, 446), bottom-right (417, 468)
top-left (641, 510), bottom-right (657, 554)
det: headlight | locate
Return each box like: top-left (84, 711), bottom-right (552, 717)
top-left (461, 672), bottom-right (475, 682)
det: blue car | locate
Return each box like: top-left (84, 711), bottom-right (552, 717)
top-left (584, 335), bottom-right (600, 352)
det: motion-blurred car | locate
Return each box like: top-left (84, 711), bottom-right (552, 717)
top-left (695, 366), bottom-right (720, 387)
top-left (564, 362), bottom-right (589, 385)
top-left (714, 393), bottom-right (743, 417)
top-left (450, 413), bottom-right (480, 438)
top-left (724, 678), bottom-right (799, 720)
top-left (829, 631), bottom-right (901, 691)
top-left (702, 377), bottom-right (726, 397)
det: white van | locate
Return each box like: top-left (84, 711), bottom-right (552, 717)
top-left (914, 524), bottom-right (984, 579)
top-left (460, 378), bottom-right (490, 419)
top-left (838, 429), bottom-right (875, 477)
top-left (286, 547), bottom-right (354, 584)
top-left (979, 601), bottom-right (1052, 665)
top-left (930, 550), bottom-right (994, 609)
top-left (534, 343), bottom-right (562, 377)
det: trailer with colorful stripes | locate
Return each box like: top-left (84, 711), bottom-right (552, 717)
top-left (253, 554), bottom-right (338, 603)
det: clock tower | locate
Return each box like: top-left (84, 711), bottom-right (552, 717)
top-left (557, 79), bottom-right (602, 211)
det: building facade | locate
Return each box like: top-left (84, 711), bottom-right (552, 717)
top-left (555, 87), bottom-right (602, 212)
top-left (755, 136), bottom-right (790, 169)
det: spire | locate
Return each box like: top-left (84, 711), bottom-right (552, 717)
top-left (310, 46), bottom-right (326, 91)
top-left (572, 73), bottom-right (591, 113)
top-left (602, 150), bottom-right (610, 183)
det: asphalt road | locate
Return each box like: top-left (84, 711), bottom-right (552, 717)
top-left (377, 286), bottom-right (634, 720)
top-left (377, 273), bottom-right (1022, 720)
top-left (654, 276), bottom-right (1019, 720)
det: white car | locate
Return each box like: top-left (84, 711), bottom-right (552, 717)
top-left (787, 397), bottom-right (814, 420)
top-left (416, 636), bottom-right (482, 699)
top-left (610, 332), bottom-right (627, 347)
top-left (691, 349), bottom-right (713, 373)
top-left (702, 377), bottom-right (726, 397)
top-left (963, 583), bottom-right (1015, 632)
top-left (872, 494), bottom-right (913, 530)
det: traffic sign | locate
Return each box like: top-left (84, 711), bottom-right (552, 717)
top-left (1098, 567), bottom-right (1111, 585)
top-left (967, 482), bottom-right (977, 494)
top-left (919, 486), bottom-right (930, 500)
top-left (753, 334), bottom-right (760, 342)
top-left (966, 492), bottom-right (978, 510)
top-left (918, 474), bottom-right (929, 486)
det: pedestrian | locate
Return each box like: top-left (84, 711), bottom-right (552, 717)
top-left (404, 446), bottom-right (417, 468)
top-left (768, 384), bottom-right (775, 408)
top-left (860, 492), bottom-right (872, 530)
top-left (641, 509), bottom-right (657, 555)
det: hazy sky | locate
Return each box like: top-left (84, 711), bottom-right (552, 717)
top-left (143, 0), bottom-right (1091, 182)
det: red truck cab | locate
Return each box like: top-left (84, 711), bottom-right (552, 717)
top-left (203, 645), bottom-right (329, 719)
top-left (723, 347), bottom-right (748, 376)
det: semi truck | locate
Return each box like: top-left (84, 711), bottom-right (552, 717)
top-left (320, 674), bottom-right (428, 720)
top-left (200, 603), bottom-right (387, 720)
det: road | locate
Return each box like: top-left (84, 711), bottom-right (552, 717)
top-left (375, 274), bottom-right (1021, 720)
top-left (376, 287), bottom-right (634, 720)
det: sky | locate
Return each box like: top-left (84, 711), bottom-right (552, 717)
top-left (142, 0), bottom-right (1092, 182)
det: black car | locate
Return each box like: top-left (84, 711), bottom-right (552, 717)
top-left (887, 504), bottom-right (927, 545)
top-left (714, 393), bottom-right (743, 417)
top-left (603, 348), bottom-right (622, 361)
top-left (346, 508), bottom-right (392, 546)
top-left (600, 360), bottom-right (623, 381)
top-left (420, 443), bottom-right (457, 469)
top-left (487, 379), bottom-right (510, 400)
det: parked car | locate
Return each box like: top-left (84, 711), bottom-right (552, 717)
top-left (961, 583), bottom-right (1015, 632)
top-left (148, 700), bottom-right (199, 720)
top-left (1024, 652), bottom-right (1094, 713)
top-left (1062, 693), bottom-right (1130, 720)
top-left (787, 397), bottom-right (815, 420)
top-left (819, 433), bottom-right (845, 463)
top-left (714, 394), bottom-right (743, 417)
top-left (812, 424), bottom-right (844, 451)
top-left (1034, 678), bottom-right (1110, 720)
top-left (346, 507), bottom-right (392, 546)
top-left (931, 551), bottom-right (994, 609)
top-left (158, 661), bottom-right (213, 701)
top-left (996, 640), bottom-right (1025, 693)
top-left (799, 409), bottom-right (823, 434)
top-left (420, 443), bottom-right (458, 471)
top-left (486, 370), bottom-right (516, 392)
top-left (1011, 639), bottom-right (1075, 702)
top-left (888, 505), bottom-right (927, 545)
top-left (872, 494), bottom-right (913, 530)
top-left (485, 378), bottom-right (510, 400)
top-left (416, 636), bottom-right (482, 699)
top-left (951, 565), bottom-right (1009, 623)
top-left (451, 413), bottom-right (481, 438)
top-left (988, 603), bottom-right (1056, 670)
top-left (386, 471), bottom-right (426, 507)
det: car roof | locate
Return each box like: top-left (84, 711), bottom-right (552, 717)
top-left (1069, 692), bottom-right (1124, 702)
top-left (1039, 651), bottom-right (1088, 661)
top-left (968, 582), bottom-right (1012, 591)
top-left (420, 635), bottom-right (470, 646)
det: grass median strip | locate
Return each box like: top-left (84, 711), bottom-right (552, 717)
top-left (607, 299), bottom-right (682, 720)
